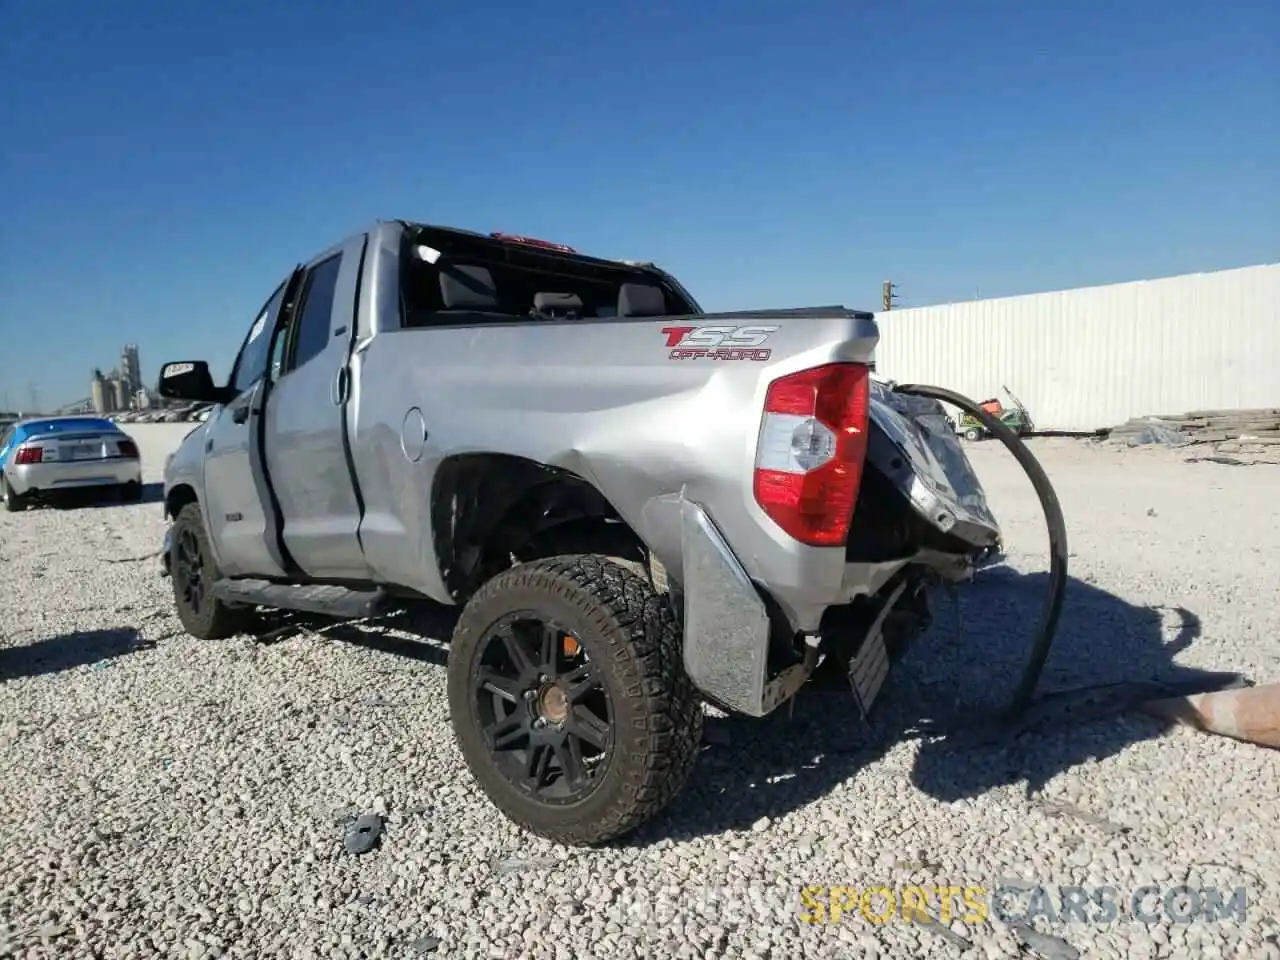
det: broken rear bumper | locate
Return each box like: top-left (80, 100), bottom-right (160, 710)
top-left (675, 377), bottom-right (1073, 729)
top-left (673, 381), bottom-right (1002, 718)
top-left (676, 496), bottom-right (961, 720)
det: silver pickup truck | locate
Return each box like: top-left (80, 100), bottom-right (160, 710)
top-left (157, 220), bottom-right (1001, 845)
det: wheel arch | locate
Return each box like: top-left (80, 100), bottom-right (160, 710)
top-left (430, 452), bottom-right (650, 602)
top-left (164, 482), bottom-right (200, 521)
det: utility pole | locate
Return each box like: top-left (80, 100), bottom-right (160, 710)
top-left (28, 383), bottom-right (39, 414)
top-left (882, 280), bottom-right (898, 312)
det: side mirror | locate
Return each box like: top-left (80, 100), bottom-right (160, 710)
top-left (157, 361), bottom-right (226, 404)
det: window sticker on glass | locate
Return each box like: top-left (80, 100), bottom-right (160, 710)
top-left (247, 311), bottom-right (269, 343)
top-left (415, 245), bottom-right (442, 264)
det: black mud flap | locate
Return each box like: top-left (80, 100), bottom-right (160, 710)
top-left (846, 578), bottom-right (907, 717)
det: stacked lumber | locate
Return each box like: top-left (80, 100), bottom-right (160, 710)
top-left (1107, 408), bottom-right (1280, 446)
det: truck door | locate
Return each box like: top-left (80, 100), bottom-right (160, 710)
top-left (200, 277), bottom-right (297, 578)
top-left (262, 234), bottom-right (372, 581)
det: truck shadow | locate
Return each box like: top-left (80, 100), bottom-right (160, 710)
top-left (251, 605), bottom-right (454, 668)
top-left (0, 627), bottom-right (153, 682)
top-left (643, 565), bottom-right (1242, 844)
top-left (240, 567), bottom-right (1241, 847)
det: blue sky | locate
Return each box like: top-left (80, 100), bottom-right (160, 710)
top-left (1, 1), bottom-right (1276, 408)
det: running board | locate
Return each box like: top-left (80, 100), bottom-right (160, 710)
top-left (212, 579), bottom-right (387, 619)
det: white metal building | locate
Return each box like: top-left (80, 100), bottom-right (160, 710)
top-left (871, 262), bottom-right (1280, 432)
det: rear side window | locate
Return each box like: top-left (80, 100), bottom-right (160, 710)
top-left (231, 283), bottom-right (287, 395)
top-left (289, 255), bottom-right (343, 371)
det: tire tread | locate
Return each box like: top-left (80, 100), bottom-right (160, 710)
top-left (448, 554), bottom-right (702, 845)
top-left (171, 502), bottom-right (251, 641)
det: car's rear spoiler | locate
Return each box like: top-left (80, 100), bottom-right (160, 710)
top-left (22, 430), bottom-right (120, 444)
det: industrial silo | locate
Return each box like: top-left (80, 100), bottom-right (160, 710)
top-left (90, 369), bottom-right (110, 413)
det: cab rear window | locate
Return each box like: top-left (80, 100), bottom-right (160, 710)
top-left (400, 228), bottom-right (695, 328)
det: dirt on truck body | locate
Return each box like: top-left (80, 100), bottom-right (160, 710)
top-left (156, 219), bottom-right (1001, 845)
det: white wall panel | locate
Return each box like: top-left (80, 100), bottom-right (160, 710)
top-left (871, 263), bottom-right (1280, 431)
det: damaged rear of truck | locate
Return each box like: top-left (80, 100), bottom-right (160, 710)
top-left (158, 220), bottom-right (1002, 845)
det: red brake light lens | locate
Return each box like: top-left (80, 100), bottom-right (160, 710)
top-left (14, 446), bottom-right (43, 465)
top-left (490, 232), bottom-right (577, 254)
top-left (118, 439), bottom-right (139, 458)
top-left (752, 363), bottom-right (871, 546)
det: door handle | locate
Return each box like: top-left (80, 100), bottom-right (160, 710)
top-left (232, 404), bottom-right (255, 424)
top-left (332, 367), bottom-right (350, 406)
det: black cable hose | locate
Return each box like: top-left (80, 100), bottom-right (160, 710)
top-left (892, 383), bottom-right (1069, 719)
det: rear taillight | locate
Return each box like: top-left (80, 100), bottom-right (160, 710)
top-left (753, 363), bottom-right (871, 546)
top-left (118, 439), bottom-right (139, 458)
top-left (14, 446), bottom-right (43, 465)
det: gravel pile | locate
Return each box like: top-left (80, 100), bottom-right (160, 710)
top-left (2, 425), bottom-right (1278, 959)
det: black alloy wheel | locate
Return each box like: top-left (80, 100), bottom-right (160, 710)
top-left (472, 613), bottom-right (614, 803)
top-left (447, 555), bottom-right (703, 846)
top-left (169, 502), bottom-right (251, 640)
top-left (175, 526), bottom-right (206, 616)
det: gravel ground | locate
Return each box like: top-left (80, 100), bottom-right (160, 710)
top-left (2, 425), bottom-right (1278, 960)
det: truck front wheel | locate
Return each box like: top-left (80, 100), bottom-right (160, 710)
top-left (170, 502), bottom-right (252, 641)
top-left (446, 554), bottom-right (702, 845)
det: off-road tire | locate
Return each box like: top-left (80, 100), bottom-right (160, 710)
top-left (447, 554), bottom-right (703, 845)
top-left (2, 476), bottom-right (26, 513)
top-left (170, 502), bottom-right (253, 640)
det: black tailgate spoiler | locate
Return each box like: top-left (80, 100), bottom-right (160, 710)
top-left (682, 305), bottom-right (877, 322)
